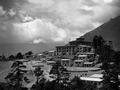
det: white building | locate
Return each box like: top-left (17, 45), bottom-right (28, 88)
top-left (61, 59), bottom-right (71, 67)
top-left (74, 60), bottom-right (84, 67)
top-left (46, 61), bottom-right (55, 65)
top-left (49, 50), bottom-right (56, 56)
top-left (78, 55), bottom-right (88, 61)
top-left (80, 76), bottom-right (102, 86)
top-left (90, 74), bottom-right (103, 78)
top-left (85, 52), bottom-right (95, 62)
top-left (67, 67), bottom-right (101, 79)
top-left (80, 77), bottom-right (102, 82)
top-left (80, 74), bottom-right (103, 88)
top-left (56, 46), bottom-right (76, 56)
top-left (84, 62), bottom-right (94, 67)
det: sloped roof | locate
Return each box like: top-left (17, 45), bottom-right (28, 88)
top-left (90, 74), bottom-right (103, 78)
top-left (74, 60), bottom-right (84, 62)
top-left (80, 77), bottom-right (102, 82)
top-left (78, 55), bottom-right (87, 57)
top-left (84, 62), bottom-right (94, 64)
top-left (61, 59), bottom-right (71, 61)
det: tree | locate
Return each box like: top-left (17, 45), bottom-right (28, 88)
top-left (5, 61), bottom-right (29, 90)
top-left (84, 82), bottom-right (97, 90)
top-left (11, 61), bottom-right (23, 68)
top-left (31, 67), bottom-right (44, 90)
top-left (70, 76), bottom-right (85, 90)
top-left (49, 61), bottom-right (70, 83)
top-left (9, 55), bottom-right (15, 61)
top-left (16, 52), bottom-right (23, 59)
top-left (108, 51), bottom-right (120, 90)
top-left (27, 51), bottom-right (33, 55)
top-left (34, 66), bottom-right (44, 84)
top-left (44, 81), bottom-right (56, 90)
top-left (0, 82), bottom-right (6, 90)
top-left (92, 35), bottom-right (105, 55)
top-left (0, 54), bottom-right (7, 62)
top-left (92, 35), bottom-right (120, 90)
top-left (25, 51), bottom-right (33, 56)
top-left (31, 77), bottom-right (46, 90)
top-left (2, 55), bottom-right (7, 61)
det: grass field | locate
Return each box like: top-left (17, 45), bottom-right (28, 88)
top-left (0, 61), bottom-right (12, 72)
top-left (0, 61), bottom-right (13, 82)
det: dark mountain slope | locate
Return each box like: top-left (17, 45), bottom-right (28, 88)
top-left (81, 15), bottom-right (120, 50)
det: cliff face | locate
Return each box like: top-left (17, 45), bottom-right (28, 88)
top-left (81, 15), bottom-right (120, 50)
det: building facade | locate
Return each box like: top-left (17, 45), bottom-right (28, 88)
top-left (83, 62), bottom-right (94, 67)
top-left (77, 45), bottom-right (92, 54)
top-left (56, 38), bottom-right (92, 56)
top-left (61, 59), bottom-right (71, 67)
top-left (56, 46), bottom-right (77, 56)
top-left (74, 60), bottom-right (84, 67)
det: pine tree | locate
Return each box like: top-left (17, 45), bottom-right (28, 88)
top-left (34, 66), bottom-right (44, 84)
top-left (5, 61), bottom-right (29, 90)
top-left (49, 61), bottom-right (70, 84)
top-left (92, 35), bottom-right (120, 90)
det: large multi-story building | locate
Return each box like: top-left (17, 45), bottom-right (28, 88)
top-left (56, 38), bottom-right (92, 56)
top-left (56, 45), bottom-right (77, 56)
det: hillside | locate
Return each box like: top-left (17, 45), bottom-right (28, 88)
top-left (81, 15), bottom-right (120, 50)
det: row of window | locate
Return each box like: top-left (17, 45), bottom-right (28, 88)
top-left (78, 57), bottom-right (86, 60)
top-left (78, 47), bottom-right (91, 52)
top-left (84, 64), bottom-right (93, 67)
top-left (56, 48), bottom-right (92, 53)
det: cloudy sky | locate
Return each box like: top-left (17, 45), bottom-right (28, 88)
top-left (0, 0), bottom-right (120, 44)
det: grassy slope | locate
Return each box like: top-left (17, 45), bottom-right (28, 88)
top-left (0, 61), bottom-right (12, 82)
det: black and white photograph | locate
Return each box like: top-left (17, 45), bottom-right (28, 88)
top-left (0, 0), bottom-right (120, 90)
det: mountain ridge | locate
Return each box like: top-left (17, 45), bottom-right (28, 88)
top-left (81, 15), bottom-right (120, 50)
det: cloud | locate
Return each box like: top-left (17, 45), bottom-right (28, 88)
top-left (0, 0), bottom-right (120, 44)
top-left (20, 14), bottom-right (33, 22)
top-left (13, 17), bottom-right (69, 43)
top-left (0, 6), bottom-right (6, 16)
top-left (0, 0), bottom-right (27, 10)
top-left (5, 0), bottom-right (119, 30)
top-left (8, 8), bottom-right (16, 17)
top-left (0, 11), bottom-right (83, 44)
top-left (91, 1), bottom-right (120, 22)
top-left (104, 0), bottom-right (113, 3)
top-left (0, 21), bottom-right (20, 43)
top-left (51, 0), bottom-right (120, 28)
top-left (32, 39), bottom-right (45, 44)
top-left (27, 0), bottom-right (55, 8)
